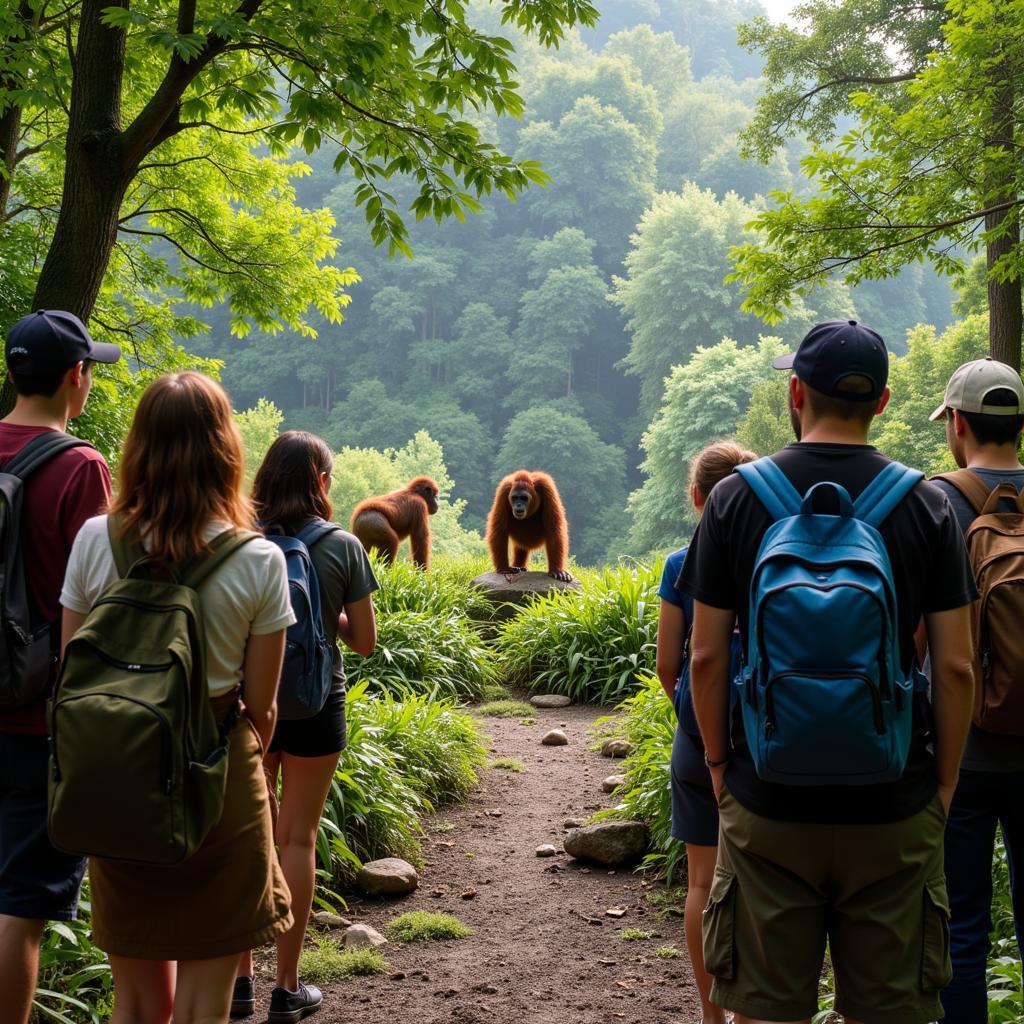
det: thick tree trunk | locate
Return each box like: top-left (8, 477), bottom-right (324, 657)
top-left (984, 72), bottom-right (1022, 370)
top-left (987, 235), bottom-right (1022, 371)
top-left (0, 101), bottom-right (22, 217)
top-left (0, 0), bottom-right (129, 416)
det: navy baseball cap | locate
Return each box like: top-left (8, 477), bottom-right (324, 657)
top-left (772, 319), bottom-right (888, 402)
top-left (6, 310), bottom-right (121, 378)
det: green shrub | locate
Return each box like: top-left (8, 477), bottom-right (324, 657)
top-left (596, 673), bottom-right (684, 883)
top-left (348, 608), bottom-right (497, 700)
top-left (496, 562), bottom-right (659, 704)
top-left (476, 699), bottom-right (533, 718)
top-left (370, 556), bottom-right (494, 621)
top-left (32, 880), bottom-right (113, 1023)
top-left (317, 683), bottom-right (487, 882)
top-left (298, 936), bottom-right (389, 981)
top-left (386, 911), bottom-right (472, 942)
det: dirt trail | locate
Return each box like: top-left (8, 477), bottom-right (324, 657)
top-left (253, 700), bottom-right (701, 1024)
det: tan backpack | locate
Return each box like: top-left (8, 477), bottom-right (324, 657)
top-left (933, 470), bottom-right (1024, 735)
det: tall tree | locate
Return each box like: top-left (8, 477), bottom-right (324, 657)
top-left (0, 0), bottom-right (597, 406)
top-left (734, 0), bottom-right (1023, 367)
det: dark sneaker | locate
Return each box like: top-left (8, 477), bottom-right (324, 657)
top-left (230, 976), bottom-right (255, 1019)
top-left (268, 983), bottom-right (323, 1024)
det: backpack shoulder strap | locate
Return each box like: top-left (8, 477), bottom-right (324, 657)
top-left (3, 432), bottom-right (92, 480)
top-left (853, 463), bottom-right (924, 528)
top-left (930, 469), bottom-right (991, 515)
top-left (295, 520), bottom-right (340, 550)
top-left (106, 514), bottom-right (147, 579)
top-left (183, 529), bottom-right (261, 589)
top-left (734, 457), bottom-right (803, 522)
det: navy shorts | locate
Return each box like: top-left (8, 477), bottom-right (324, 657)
top-left (670, 725), bottom-right (719, 847)
top-left (268, 689), bottom-right (346, 758)
top-left (0, 732), bottom-right (85, 921)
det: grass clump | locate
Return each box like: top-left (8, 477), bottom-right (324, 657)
top-left (518, 717), bottom-right (536, 726)
top-left (386, 911), bottom-right (473, 942)
top-left (476, 699), bottom-right (533, 718)
top-left (620, 928), bottom-right (653, 941)
top-left (298, 936), bottom-right (389, 982)
top-left (656, 946), bottom-right (683, 959)
top-left (496, 563), bottom-right (659, 705)
top-left (490, 757), bottom-right (527, 772)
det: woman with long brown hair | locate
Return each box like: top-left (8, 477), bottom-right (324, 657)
top-left (59, 372), bottom-right (295, 1024)
top-left (234, 431), bottom-right (377, 1024)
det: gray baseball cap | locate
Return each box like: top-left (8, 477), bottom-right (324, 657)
top-left (929, 358), bottom-right (1024, 422)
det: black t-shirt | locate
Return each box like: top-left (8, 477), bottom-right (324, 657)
top-left (678, 443), bottom-right (977, 824)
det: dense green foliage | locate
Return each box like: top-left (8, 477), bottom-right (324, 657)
top-left (177, 0), bottom-right (953, 564)
top-left (318, 682), bottom-right (488, 880)
top-left (496, 563), bottom-right (659, 703)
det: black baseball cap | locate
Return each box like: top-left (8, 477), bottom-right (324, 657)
top-left (5, 309), bottom-right (121, 378)
top-left (772, 319), bottom-right (888, 402)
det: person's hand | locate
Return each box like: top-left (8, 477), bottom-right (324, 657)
top-left (709, 764), bottom-right (726, 804)
top-left (937, 781), bottom-right (956, 817)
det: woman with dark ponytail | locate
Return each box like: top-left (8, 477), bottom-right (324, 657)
top-left (234, 432), bottom-right (378, 1023)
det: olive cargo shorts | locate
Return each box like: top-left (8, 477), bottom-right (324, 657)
top-left (703, 789), bottom-right (951, 1023)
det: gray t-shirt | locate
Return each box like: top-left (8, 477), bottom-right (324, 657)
top-left (932, 467), bottom-right (1024, 773)
top-left (307, 525), bottom-right (379, 694)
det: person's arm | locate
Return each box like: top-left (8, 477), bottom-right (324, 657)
top-left (338, 594), bottom-right (376, 657)
top-left (924, 604), bottom-right (974, 813)
top-left (241, 629), bottom-right (286, 750)
top-left (60, 609), bottom-right (86, 656)
top-left (655, 599), bottom-right (686, 702)
top-left (690, 600), bottom-right (737, 800)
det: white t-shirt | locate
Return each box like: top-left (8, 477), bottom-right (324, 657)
top-left (61, 516), bottom-right (296, 695)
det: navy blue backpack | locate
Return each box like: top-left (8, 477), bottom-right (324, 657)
top-left (734, 457), bottom-right (925, 786)
top-left (264, 521), bottom-right (337, 721)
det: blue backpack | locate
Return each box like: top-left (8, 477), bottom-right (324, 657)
top-left (264, 521), bottom-right (337, 721)
top-left (734, 458), bottom-right (924, 786)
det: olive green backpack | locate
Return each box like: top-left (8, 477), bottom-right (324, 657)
top-left (48, 516), bottom-right (258, 864)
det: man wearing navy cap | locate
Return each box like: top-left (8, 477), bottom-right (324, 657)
top-left (679, 320), bottom-right (976, 1024)
top-left (0, 310), bottom-right (119, 1024)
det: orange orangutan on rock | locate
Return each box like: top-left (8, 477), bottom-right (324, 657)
top-left (350, 476), bottom-right (439, 569)
top-left (486, 470), bottom-right (572, 582)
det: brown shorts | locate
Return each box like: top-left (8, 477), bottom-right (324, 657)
top-left (704, 788), bottom-right (950, 1024)
top-left (89, 694), bottom-right (292, 960)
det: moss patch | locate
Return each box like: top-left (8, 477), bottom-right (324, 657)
top-left (619, 928), bottom-right (653, 941)
top-left (298, 937), bottom-right (389, 982)
top-left (489, 757), bottom-right (527, 773)
top-left (386, 911), bottom-right (473, 942)
top-left (476, 699), bottom-right (534, 718)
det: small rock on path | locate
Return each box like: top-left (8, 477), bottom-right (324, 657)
top-left (541, 728), bottom-right (568, 746)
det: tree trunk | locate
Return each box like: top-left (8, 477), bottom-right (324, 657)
top-left (984, 70), bottom-right (1022, 370)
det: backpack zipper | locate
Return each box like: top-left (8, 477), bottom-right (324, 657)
top-left (764, 670), bottom-right (885, 738)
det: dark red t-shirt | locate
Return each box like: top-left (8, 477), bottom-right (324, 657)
top-left (0, 423), bottom-right (111, 735)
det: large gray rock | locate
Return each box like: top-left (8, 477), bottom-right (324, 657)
top-left (530, 693), bottom-right (573, 709)
top-left (356, 857), bottom-right (419, 897)
top-left (563, 820), bottom-right (648, 866)
top-left (470, 571), bottom-right (581, 622)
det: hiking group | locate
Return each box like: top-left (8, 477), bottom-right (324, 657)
top-left (0, 310), bottom-right (1020, 1024)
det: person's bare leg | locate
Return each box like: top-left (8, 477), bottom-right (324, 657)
top-left (684, 843), bottom-right (727, 1024)
top-left (274, 751), bottom-right (339, 990)
top-left (108, 955), bottom-right (175, 1024)
top-left (174, 953), bottom-right (240, 1024)
top-left (0, 915), bottom-right (45, 1024)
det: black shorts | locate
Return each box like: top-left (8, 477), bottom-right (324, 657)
top-left (0, 732), bottom-right (86, 921)
top-left (268, 689), bottom-right (346, 758)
